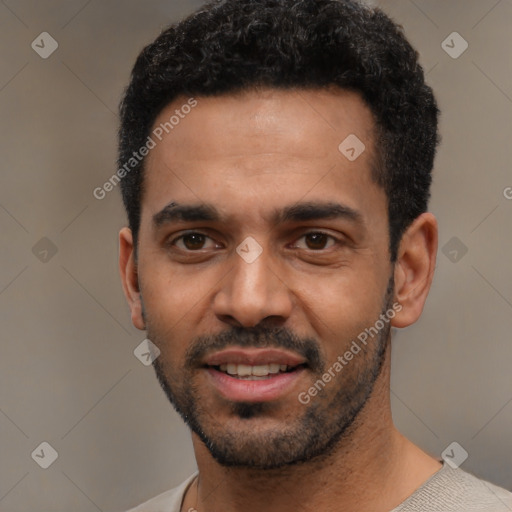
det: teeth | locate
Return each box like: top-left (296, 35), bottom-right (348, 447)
top-left (237, 364), bottom-right (252, 377)
top-left (269, 363), bottom-right (280, 374)
top-left (216, 363), bottom-right (292, 377)
top-left (252, 365), bottom-right (270, 376)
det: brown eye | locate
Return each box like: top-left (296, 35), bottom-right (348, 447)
top-left (295, 232), bottom-right (337, 250)
top-left (171, 232), bottom-right (217, 251)
top-left (182, 233), bottom-right (206, 250)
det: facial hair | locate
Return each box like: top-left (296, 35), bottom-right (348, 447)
top-left (147, 275), bottom-right (394, 469)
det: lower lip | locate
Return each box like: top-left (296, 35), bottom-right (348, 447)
top-left (205, 367), bottom-right (306, 402)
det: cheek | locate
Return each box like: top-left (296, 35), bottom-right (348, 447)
top-left (294, 270), bottom-right (388, 356)
top-left (144, 275), bottom-right (182, 322)
top-left (139, 259), bottom-right (224, 359)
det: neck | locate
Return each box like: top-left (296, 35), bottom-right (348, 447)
top-left (183, 347), bottom-right (441, 512)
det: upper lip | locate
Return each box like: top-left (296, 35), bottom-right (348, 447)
top-left (203, 348), bottom-right (307, 367)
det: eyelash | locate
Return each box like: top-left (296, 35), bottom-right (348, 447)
top-left (167, 231), bottom-right (341, 252)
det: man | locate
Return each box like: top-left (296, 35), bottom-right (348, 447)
top-left (118, 0), bottom-right (512, 510)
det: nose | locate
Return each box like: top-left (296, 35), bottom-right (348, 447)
top-left (212, 243), bottom-right (293, 328)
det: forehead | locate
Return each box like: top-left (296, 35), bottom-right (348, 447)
top-left (141, 87), bottom-right (383, 227)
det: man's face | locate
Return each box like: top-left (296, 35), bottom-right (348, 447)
top-left (133, 88), bottom-right (394, 468)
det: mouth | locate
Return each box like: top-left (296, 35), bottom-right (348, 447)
top-left (202, 348), bottom-right (308, 402)
top-left (207, 362), bottom-right (306, 380)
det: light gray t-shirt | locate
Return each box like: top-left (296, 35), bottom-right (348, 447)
top-left (126, 462), bottom-right (512, 512)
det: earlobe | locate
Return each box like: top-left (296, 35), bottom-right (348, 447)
top-left (119, 227), bottom-right (146, 330)
top-left (391, 213), bottom-right (438, 329)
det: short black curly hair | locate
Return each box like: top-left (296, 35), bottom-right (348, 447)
top-left (118, 0), bottom-right (439, 262)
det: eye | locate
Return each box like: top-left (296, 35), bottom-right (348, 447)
top-left (170, 232), bottom-right (219, 251)
top-left (294, 232), bottom-right (338, 250)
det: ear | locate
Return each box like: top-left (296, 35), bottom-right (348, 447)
top-left (119, 227), bottom-right (145, 330)
top-left (391, 212), bottom-right (438, 328)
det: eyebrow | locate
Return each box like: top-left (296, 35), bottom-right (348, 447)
top-left (152, 200), bottom-right (363, 229)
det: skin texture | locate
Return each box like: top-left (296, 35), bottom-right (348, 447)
top-left (119, 87), bottom-right (441, 512)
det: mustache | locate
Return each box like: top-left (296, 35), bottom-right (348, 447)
top-left (184, 325), bottom-right (324, 373)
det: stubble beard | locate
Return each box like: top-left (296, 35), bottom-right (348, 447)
top-left (146, 277), bottom-right (394, 469)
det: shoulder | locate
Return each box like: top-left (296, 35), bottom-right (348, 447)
top-left (393, 462), bottom-right (512, 512)
top-left (125, 472), bottom-right (198, 512)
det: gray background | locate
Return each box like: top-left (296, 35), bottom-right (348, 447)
top-left (0, 1), bottom-right (511, 511)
